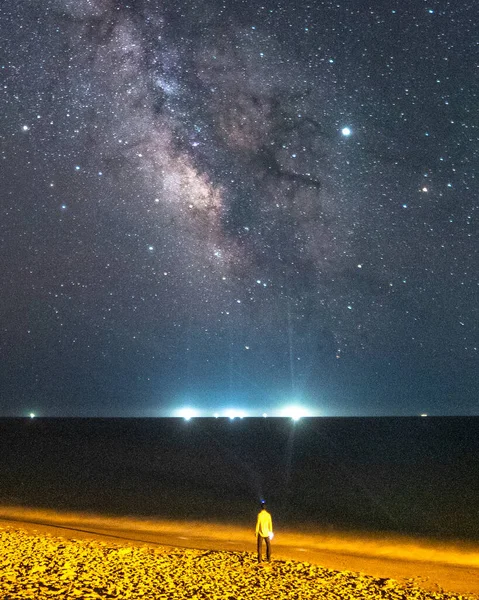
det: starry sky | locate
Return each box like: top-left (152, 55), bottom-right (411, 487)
top-left (1, 0), bottom-right (477, 417)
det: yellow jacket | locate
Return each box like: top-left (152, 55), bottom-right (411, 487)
top-left (256, 509), bottom-right (273, 538)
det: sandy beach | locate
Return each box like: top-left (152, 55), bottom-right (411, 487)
top-left (1, 508), bottom-right (479, 599)
top-left (1, 526), bottom-right (476, 600)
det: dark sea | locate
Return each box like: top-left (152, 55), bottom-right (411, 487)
top-left (1, 417), bottom-right (478, 541)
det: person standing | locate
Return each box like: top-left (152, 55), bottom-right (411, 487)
top-left (255, 502), bottom-right (273, 562)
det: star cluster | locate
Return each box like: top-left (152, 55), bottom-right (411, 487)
top-left (0, 0), bottom-right (477, 415)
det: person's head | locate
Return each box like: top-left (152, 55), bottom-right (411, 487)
top-left (260, 502), bottom-right (266, 511)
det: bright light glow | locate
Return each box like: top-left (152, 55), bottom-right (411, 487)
top-left (29, 413), bottom-right (35, 419)
top-left (176, 407), bottom-right (199, 421)
top-left (170, 406), bottom-right (322, 418)
top-left (281, 405), bottom-right (309, 421)
top-left (341, 127), bottom-right (352, 136)
top-left (224, 409), bottom-right (247, 420)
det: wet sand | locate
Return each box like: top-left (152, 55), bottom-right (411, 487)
top-left (1, 507), bottom-right (479, 597)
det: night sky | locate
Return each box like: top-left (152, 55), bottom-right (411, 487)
top-left (1, 0), bottom-right (477, 417)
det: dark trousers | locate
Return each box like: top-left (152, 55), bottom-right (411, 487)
top-left (257, 534), bottom-right (271, 562)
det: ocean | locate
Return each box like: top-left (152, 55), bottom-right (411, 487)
top-left (1, 417), bottom-right (478, 541)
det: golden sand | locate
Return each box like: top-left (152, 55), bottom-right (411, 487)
top-left (0, 526), bottom-right (476, 599)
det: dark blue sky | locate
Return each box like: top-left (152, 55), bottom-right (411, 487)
top-left (1, 0), bottom-right (477, 416)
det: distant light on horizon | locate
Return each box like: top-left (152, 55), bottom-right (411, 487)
top-left (281, 405), bottom-right (310, 421)
top-left (29, 412), bottom-right (35, 419)
top-left (224, 409), bottom-right (247, 420)
top-left (176, 407), bottom-right (199, 421)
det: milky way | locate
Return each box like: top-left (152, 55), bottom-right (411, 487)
top-left (1, 0), bottom-right (477, 415)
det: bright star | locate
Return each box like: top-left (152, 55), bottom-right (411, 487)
top-left (341, 127), bottom-right (352, 137)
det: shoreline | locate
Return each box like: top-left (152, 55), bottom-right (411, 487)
top-left (2, 525), bottom-right (478, 600)
top-left (1, 506), bottom-right (479, 597)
